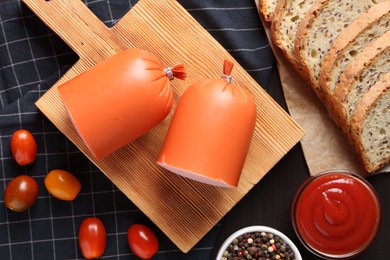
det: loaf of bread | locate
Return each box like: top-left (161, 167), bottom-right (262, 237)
top-left (294, 0), bottom-right (378, 95)
top-left (257, 0), bottom-right (390, 173)
top-left (320, 3), bottom-right (390, 104)
top-left (350, 71), bottom-right (390, 173)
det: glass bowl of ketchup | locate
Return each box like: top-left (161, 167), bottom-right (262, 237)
top-left (292, 170), bottom-right (381, 259)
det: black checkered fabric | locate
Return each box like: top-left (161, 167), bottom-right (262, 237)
top-left (0, 0), bottom-right (275, 259)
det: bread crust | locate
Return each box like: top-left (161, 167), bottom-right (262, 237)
top-left (270, 0), bottom-right (294, 59)
top-left (331, 32), bottom-right (390, 132)
top-left (258, 0), bottom-right (278, 22)
top-left (350, 71), bottom-right (390, 173)
top-left (320, 2), bottom-right (390, 106)
top-left (270, 0), bottom-right (287, 52)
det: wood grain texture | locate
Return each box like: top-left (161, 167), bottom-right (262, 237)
top-left (23, 0), bottom-right (304, 252)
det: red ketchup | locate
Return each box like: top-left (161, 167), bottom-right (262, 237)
top-left (292, 171), bottom-right (381, 259)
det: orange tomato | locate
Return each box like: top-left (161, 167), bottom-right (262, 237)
top-left (4, 175), bottom-right (38, 212)
top-left (79, 217), bottom-right (106, 259)
top-left (44, 169), bottom-right (81, 201)
top-left (11, 129), bottom-right (37, 166)
top-left (58, 48), bottom-right (186, 159)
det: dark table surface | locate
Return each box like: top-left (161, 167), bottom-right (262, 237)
top-left (0, 0), bottom-right (389, 259)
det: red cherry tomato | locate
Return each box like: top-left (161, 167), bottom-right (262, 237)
top-left (11, 129), bottom-right (37, 166)
top-left (4, 175), bottom-right (39, 212)
top-left (79, 217), bottom-right (106, 259)
top-left (44, 169), bottom-right (81, 201)
top-left (127, 224), bottom-right (159, 259)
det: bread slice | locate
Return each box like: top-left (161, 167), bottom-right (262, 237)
top-left (320, 2), bottom-right (390, 104)
top-left (294, 0), bottom-right (379, 95)
top-left (259, 0), bottom-right (279, 21)
top-left (271, 0), bottom-right (318, 70)
top-left (350, 71), bottom-right (390, 173)
top-left (331, 31), bottom-right (390, 131)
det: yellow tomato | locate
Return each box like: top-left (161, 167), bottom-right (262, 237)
top-left (44, 169), bottom-right (81, 201)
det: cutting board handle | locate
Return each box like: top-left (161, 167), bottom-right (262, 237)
top-left (22, 0), bottom-right (128, 62)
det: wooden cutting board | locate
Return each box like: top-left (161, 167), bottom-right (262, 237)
top-left (23, 0), bottom-right (304, 253)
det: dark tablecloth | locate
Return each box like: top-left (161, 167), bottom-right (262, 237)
top-left (1, 1), bottom-right (389, 260)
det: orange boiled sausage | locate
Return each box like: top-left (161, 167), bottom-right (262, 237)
top-left (157, 60), bottom-right (257, 188)
top-left (58, 48), bottom-right (185, 159)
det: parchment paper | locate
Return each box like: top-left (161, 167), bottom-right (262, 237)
top-left (254, 0), bottom-right (390, 177)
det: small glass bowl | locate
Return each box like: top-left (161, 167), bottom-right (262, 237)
top-left (291, 170), bottom-right (381, 259)
top-left (215, 225), bottom-right (302, 260)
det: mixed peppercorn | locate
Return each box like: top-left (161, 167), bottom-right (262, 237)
top-left (220, 231), bottom-right (296, 260)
